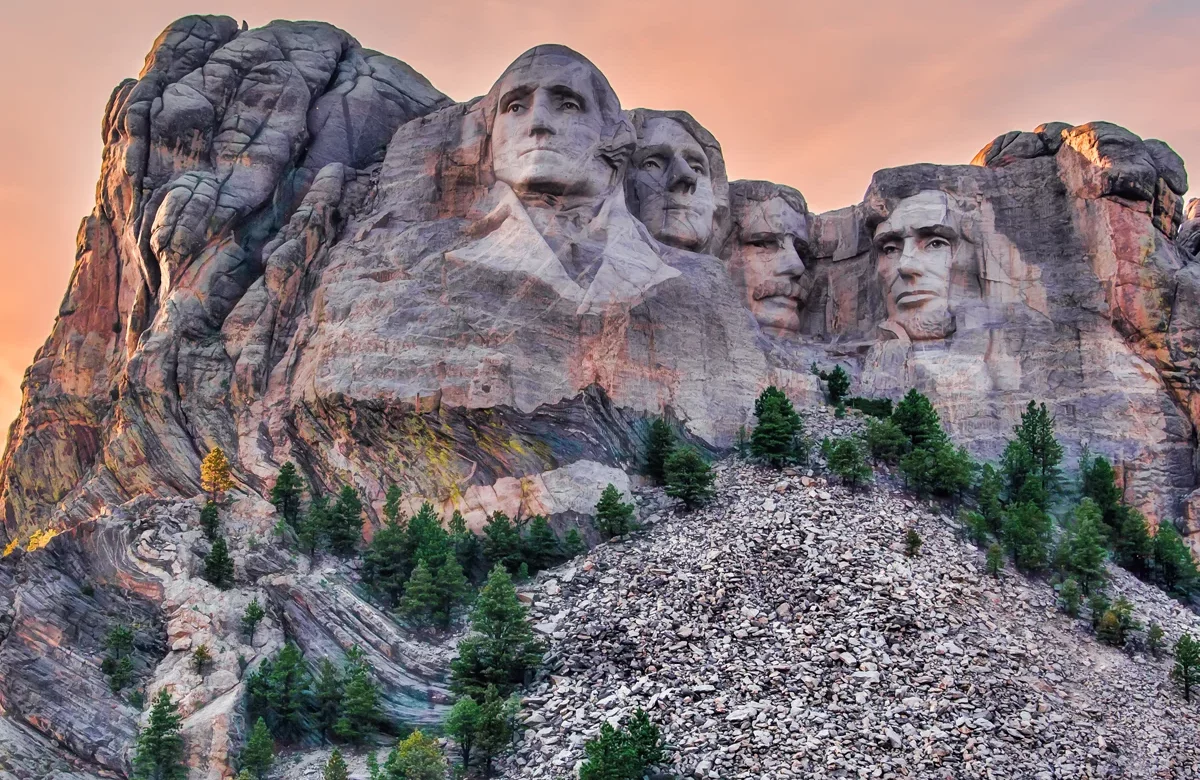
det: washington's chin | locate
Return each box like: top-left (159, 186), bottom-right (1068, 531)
top-left (653, 215), bottom-right (709, 251)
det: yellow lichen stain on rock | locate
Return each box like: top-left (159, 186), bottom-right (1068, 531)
top-left (26, 528), bottom-right (59, 552)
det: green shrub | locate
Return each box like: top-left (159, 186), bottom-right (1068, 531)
top-left (595, 484), bottom-right (636, 538)
top-left (904, 528), bottom-right (922, 557)
top-left (579, 709), bottom-right (665, 780)
top-left (826, 437), bottom-right (872, 491)
top-left (664, 447), bottom-right (715, 510)
top-left (845, 396), bottom-right (893, 419)
top-left (864, 417), bottom-right (909, 465)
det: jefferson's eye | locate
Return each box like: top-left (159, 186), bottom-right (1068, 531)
top-left (560, 99), bottom-right (581, 111)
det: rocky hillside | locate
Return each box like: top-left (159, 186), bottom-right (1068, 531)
top-left (494, 462), bottom-right (1200, 779)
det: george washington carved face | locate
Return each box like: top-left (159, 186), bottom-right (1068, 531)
top-left (489, 48), bottom-right (621, 200)
top-left (873, 190), bottom-right (964, 341)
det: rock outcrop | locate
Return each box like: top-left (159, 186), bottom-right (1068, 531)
top-left (4, 13), bottom-right (1200, 779)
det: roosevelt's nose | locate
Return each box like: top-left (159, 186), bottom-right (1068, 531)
top-left (776, 240), bottom-right (805, 277)
top-left (528, 95), bottom-right (556, 136)
top-left (666, 154), bottom-right (698, 194)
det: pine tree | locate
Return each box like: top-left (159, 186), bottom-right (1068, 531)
top-left (522, 514), bottom-right (560, 570)
top-left (1002, 501), bottom-right (1052, 572)
top-left (1153, 521), bottom-right (1200, 597)
top-left (246, 643), bottom-right (313, 743)
top-left (239, 717), bottom-right (275, 779)
top-left (200, 447), bottom-right (236, 503)
top-left (750, 386), bottom-right (802, 467)
top-left (406, 502), bottom-right (451, 568)
top-left (333, 648), bottom-right (382, 744)
top-left (1001, 438), bottom-right (1047, 509)
top-left (298, 493), bottom-right (329, 555)
top-left (362, 514), bottom-right (412, 607)
top-left (269, 462), bottom-right (304, 528)
top-left (380, 730), bottom-right (448, 780)
top-left (822, 365), bottom-right (851, 405)
top-left (864, 417), bottom-right (909, 465)
top-left (579, 708), bottom-right (666, 780)
top-left (314, 658), bottom-right (344, 738)
top-left (327, 485), bottom-right (364, 556)
top-left (1080, 453), bottom-right (1122, 532)
top-left (1113, 505), bottom-right (1153, 577)
top-left (892, 389), bottom-right (944, 450)
top-left (483, 511), bottom-right (522, 573)
top-left (1058, 578), bottom-right (1082, 617)
top-left (1013, 401), bottom-right (1064, 493)
top-left (1174, 633), bottom-right (1200, 703)
top-left (399, 559), bottom-right (439, 625)
top-left (383, 484), bottom-right (404, 524)
top-left (563, 528), bottom-right (587, 558)
top-left (445, 695), bottom-right (482, 769)
top-left (450, 565), bottom-right (544, 701)
top-left (474, 686), bottom-right (517, 777)
top-left (204, 536), bottom-right (235, 590)
top-left (1148, 623), bottom-right (1165, 657)
top-left (986, 543), bottom-right (1004, 577)
top-left (323, 748), bottom-right (349, 780)
top-left (644, 418), bottom-right (675, 485)
top-left (961, 510), bottom-right (991, 548)
top-left (826, 437), bottom-right (872, 491)
top-left (1063, 499), bottom-right (1108, 594)
top-left (433, 554), bottom-right (469, 627)
top-left (191, 644), bottom-right (212, 675)
top-left (664, 447), bottom-right (715, 510)
top-left (595, 484), bottom-right (636, 538)
top-left (199, 501), bottom-right (220, 540)
top-left (242, 598), bottom-right (266, 643)
top-left (449, 510), bottom-right (483, 578)
top-left (904, 528), bottom-right (922, 557)
top-left (977, 464), bottom-right (1004, 534)
top-left (131, 690), bottom-right (187, 780)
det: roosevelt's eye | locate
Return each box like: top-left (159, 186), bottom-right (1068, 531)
top-left (748, 239), bottom-right (780, 250)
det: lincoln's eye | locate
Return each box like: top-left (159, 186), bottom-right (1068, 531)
top-left (882, 244), bottom-right (901, 256)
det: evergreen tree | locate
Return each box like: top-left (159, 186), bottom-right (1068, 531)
top-left (1153, 521), bottom-right (1200, 597)
top-left (323, 748), bottom-right (349, 780)
top-left (105, 624), bottom-right (135, 655)
top-left (1148, 623), bottom-right (1165, 657)
top-left (1058, 578), bottom-right (1082, 617)
top-left (380, 730), bottom-right (448, 780)
top-left (892, 389), bottom-right (944, 450)
top-left (433, 554), bottom-right (470, 627)
top-left (1000, 438), bottom-right (1048, 509)
top-left (750, 386), bottom-right (802, 468)
top-left (200, 447), bottom-right (236, 504)
top-left (270, 462), bottom-right (304, 528)
top-left (362, 514), bottom-right (412, 607)
top-left (327, 485), bottom-right (364, 556)
top-left (986, 543), bottom-right (1004, 577)
top-left (977, 464), bottom-right (1004, 535)
top-left (864, 417), bottom-right (909, 465)
top-left (563, 528), bottom-right (587, 558)
top-left (445, 695), bottom-right (482, 769)
top-left (449, 510), bottom-right (483, 578)
top-left (1096, 597), bottom-right (1140, 648)
top-left (199, 501), bottom-right (220, 541)
top-left (1087, 593), bottom-right (1111, 631)
top-left (383, 484), bottom-right (404, 525)
top-left (406, 502), bottom-right (451, 569)
top-left (664, 447), bottom-right (715, 510)
top-left (245, 643), bottom-right (313, 743)
top-left (960, 509), bottom-right (991, 548)
top-left (900, 439), bottom-right (974, 502)
top-left (904, 528), bottom-right (922, 557)
top-left (399, 559), bottom-right (439, 625)
top-left (204, 536), bottom-right (235, 590)
top-left (1013, 401), bottom-right (1064, 493)
top-left (826, 437), bottom-right (872, 491)
top-left (595, 484), bottom-right (636, 538)
top-left (450, 565), bottom-right (544, 701)
top-left (313, 658), bottom-right (344, 739)
top-left (1174, 633), bottom-right (1200, 703)
top-left (191, 644), bottom-right (212, 675)
top-left (474, 686), bottom-right (517, 778)
top-left (823, 365), bottom-right (851, 405)
top-left (522, 514), bottom-right (561, 570)
top-left (1063, 499), bottom-right (1108, 594)
top-left (102, 624), bottom-right (137, 693)
top-left (1113, 505), bottom-right (1153, 578)
top-left (298, 493), bottom-right (329, 555)
top-left (239, 717), bottom-right (275, 779)
top-left (1080, 453), bottom-right (1122, 532)
top-left (333, 648), bottom-right (382, 743)
top-left (579, 708), bottom-right (666, 780)
top-left (131, 690), bottom-right (187, 780)
top-left (644, 418), bottom-right (675, 485)
top-left (1002, 501), bottom-right (1053, 572)
top-left (483, 511), bottom-right (523, 573)
top-left (242, 598), bottom-right (266, 643)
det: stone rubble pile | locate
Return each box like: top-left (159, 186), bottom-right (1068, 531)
top-left (498, 461), bottom-right (1200, 779)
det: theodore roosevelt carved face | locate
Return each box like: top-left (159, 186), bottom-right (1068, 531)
top-left (873, 190), bottom-right (964, 341)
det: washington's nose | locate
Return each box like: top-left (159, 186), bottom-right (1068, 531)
top-left (666, 155), bottom-right (698, 194)
top-left (529, 96), bottom-right (556, 135)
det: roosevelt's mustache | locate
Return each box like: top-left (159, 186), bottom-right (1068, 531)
top-left (751, 275), bottom-right (812, 303)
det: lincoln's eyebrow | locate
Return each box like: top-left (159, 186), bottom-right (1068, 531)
top-left (916, 224), bottom-right (958, 240)
top-left (498, 85), bottom-right (534, 112)
top-left (873, 229), bottom-right (902, 246)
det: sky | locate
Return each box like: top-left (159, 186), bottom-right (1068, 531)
top-left (0, 0), bottom-right (1197, 443)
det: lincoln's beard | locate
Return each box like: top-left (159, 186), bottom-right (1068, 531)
top-left (897, 302), bottom-right (955, 341)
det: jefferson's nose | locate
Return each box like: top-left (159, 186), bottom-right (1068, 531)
top-left (666, 155), bottom-right (697, 194)
top-left (776, 240), bottom-right (805, 277)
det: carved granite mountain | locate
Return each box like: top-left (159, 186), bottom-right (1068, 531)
top-left (3, 13), bottom-right (1200, 779)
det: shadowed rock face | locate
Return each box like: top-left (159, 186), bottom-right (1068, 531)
top-left (3, 14), bottom-right (1200, 778)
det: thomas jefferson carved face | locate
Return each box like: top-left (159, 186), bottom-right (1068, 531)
top-left (490, 51), bottom-right (616, 199)
top-left (727, 187), bottom-right (811, 336)
top-left (874, 191), bottom-right (962, 341)
top-left (630, 117), bottom-right (716, 251)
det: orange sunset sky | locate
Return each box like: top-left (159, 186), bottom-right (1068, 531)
top-left (1, 0), bottom-right (1197, 444)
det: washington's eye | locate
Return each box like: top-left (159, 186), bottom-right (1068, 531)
top-left (506, 102), bottom-right (525, 114)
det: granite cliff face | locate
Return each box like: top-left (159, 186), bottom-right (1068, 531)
top-left (2, 13), bottom-right (1200, 779)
